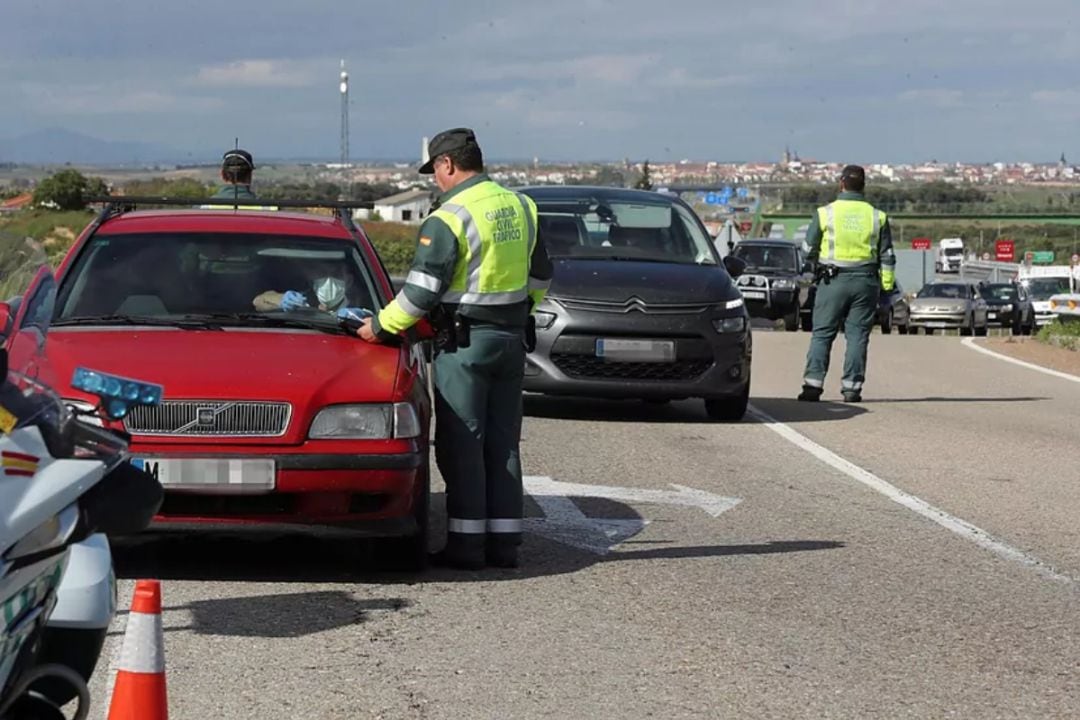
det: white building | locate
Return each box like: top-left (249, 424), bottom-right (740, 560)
top-left (369, 189), bottom-right (433, 224)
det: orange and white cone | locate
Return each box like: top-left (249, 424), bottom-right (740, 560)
top-left (108, 579), bottom-right (168, 720)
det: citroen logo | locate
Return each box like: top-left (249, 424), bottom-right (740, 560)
top-left (624, 296), bottom-right (647, 313)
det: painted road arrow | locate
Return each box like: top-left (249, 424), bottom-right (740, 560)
top-left (522, 476), bottom-right (743, 555)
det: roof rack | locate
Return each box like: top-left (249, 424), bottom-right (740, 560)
top-left (84, 194), bottom-right (376, 235)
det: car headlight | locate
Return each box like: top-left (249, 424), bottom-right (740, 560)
top-left (309, 403), bottom-right (420, 439)
top-left (1000, 304), bottom-right (1013, 312)
top-left (712, 316), bottom-right (746, 333)
top-left (533, 311), bottom-right (557, 329)
top-left (772, 278), bottom-right (796, 290)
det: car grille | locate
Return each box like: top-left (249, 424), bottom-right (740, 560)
top-left (551, 354), bottom-right (713, 381)
top-left (555, 297), bottom-right (712, 315)
top-left (124, 401), bottom-right (292, 437)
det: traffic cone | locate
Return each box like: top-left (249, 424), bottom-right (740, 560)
top-left (108, 579), bottom-right (168, 720)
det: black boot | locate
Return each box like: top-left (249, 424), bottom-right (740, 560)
top-left (797, 385), bottom-right (822, 402)
top-left (429, 533), bottom-right (485, 570)
top-left (842, 391), bottom-right (862, 403)
top-left (486, 543), bottom-right (519, 569)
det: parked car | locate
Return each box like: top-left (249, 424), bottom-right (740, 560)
top-left (907, 281), bottom-right (989, 335)
top-left (803, 280), bottom-right (911, 334)
top-left (0, 200), bottom-right (433, 568)
top-left (729, 239), bottom-right (813, 331)
top-left (977, 282), bottom-right (1035, 335)
top-left (519, 186), bottom-right (752, 422)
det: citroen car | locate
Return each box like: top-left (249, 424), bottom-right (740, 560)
top-left (977, 281), bottom-right (1035, 335)
top-left (519, 186), bottom-right (752, 422)
top-left (0, 200), bottom-right (433, 567)
top-left (728, 239), bottom-right (812, 331)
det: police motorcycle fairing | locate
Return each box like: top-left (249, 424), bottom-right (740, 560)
top-left (0, 259), bottom-right (163, 719)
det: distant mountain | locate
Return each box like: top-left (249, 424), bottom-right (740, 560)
top-left (0, 128), bottom-right (191, 166)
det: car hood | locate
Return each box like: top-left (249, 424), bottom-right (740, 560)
top-left (45, 327), bottom-right (404, 407)
top-left (547, 258), bottom-right (740, 305)
top-left (910, 297), bottom-right (967, 310)
top-left (981, 298), bottom-right (1015, 307)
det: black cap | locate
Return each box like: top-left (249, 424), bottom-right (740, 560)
top-left (222, 148), bottom-right (255, 170)
top-left (840, 164), bottom-right (865, 184)
top-left (419, 128), bottom-right (478, 174)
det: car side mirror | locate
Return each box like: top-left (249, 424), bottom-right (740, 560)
top-left (801, 261), bottom-right (814, 274)
top-left (0, 302), bottom-right (11, 343)
top-left (723, 255), bottom-right (747, 278)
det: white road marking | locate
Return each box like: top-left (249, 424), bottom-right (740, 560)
top-left (523, 476), bottom-right (741, 555)
top-left (961, 337), bottom-right (1080, 383)
top-left (525, 476), bottom-right (743, 517)
top-left (746, 405), bottom-right (1075, 585)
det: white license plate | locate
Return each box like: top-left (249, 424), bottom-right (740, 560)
top-left (741, 290), bottom-right (766, 299)
top-left (596, 338), bottom-right (675, 363)
top-left (131, 458), bottom-right (276, 492)
top-left (988, 313), bottom-right (998, 320)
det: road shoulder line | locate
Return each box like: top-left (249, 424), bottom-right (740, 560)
top-left (746, 404), bottom-right (1074, 586)
top-left (961, 337), bottom-right (1080, 383)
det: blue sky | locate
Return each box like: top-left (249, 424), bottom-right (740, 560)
top-left (1, 0), bottom-right (1079, 163)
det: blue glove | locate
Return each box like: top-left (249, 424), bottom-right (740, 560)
top-left (280, 290), bottom-right (309, 311)
top-left (337, 307), bottom-right (374, 322)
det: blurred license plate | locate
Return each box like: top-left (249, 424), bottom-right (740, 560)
top-left (130, 458), bottom-right (276, 492)
top-left (596, 339), bottom-right (675, 363)
top-left (741, 290), bottom-right (766, 299)
top-left (988, 313), bottom-right (998, 320)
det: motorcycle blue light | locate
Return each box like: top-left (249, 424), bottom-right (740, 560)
top-left (71, 368), bottom-right (164, 418)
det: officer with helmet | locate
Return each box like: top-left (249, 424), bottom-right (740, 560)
top-left (798, 164), bottom-right (896, 403)
top-left (357, 127), bottom-right (553, 570)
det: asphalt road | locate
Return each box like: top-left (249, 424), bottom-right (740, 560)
top-left (90, 331), bottom-right (1080, 719)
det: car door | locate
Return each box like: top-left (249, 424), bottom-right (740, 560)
top-left (969, 284), bottom-right (987, 325)
top-left (3, 267), bottom-right (57, 386)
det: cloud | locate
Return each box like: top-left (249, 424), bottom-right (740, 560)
top-left (192, 60), bottom-right (315, 88)
top-left (19, 83), bottom-right (224, 115)
top-left (898, 89), bottom-right (966, 108)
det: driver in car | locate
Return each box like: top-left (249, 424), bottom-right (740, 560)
top-left (252, 260), bottom-right (370, 320)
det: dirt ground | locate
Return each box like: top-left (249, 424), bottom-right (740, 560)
top-left (980, 336), bottom-right (1080, 377)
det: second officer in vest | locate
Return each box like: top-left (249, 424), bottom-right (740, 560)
top-left (358, 128), bottom-right (553, 570)
top-left (798, 164), bottom-right (896, 403)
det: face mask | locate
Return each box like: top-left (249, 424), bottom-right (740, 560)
top-left (314, 277), bottom-right (346, 309)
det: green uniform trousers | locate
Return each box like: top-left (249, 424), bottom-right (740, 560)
top-left (433, 323), bottom-right (526, 561)
top-left (802, 270), bottom-right (880, 394)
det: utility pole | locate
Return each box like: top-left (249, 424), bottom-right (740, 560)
top-left (339, 60), bottom-right (350, 166)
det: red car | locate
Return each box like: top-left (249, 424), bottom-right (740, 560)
top-left (0, 201), bottom-right (432, 568)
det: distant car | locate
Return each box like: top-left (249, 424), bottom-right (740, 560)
top-left (977, 282), bottom-right (1035, 335)
top-left (1024, 276), bottom-right (1073, 327)
top-left (907, 281), bottom-right (989, 335)
top-left (803, 280), bottom-right (911, 334)
top-left (519, 185), bottom-right (753, 422)
top-left (729, 239), bottom-right (813, 331)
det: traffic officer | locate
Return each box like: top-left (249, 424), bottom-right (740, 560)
top-left (210, 148), bottom-right (258, 201)
top-left (798, 164), bottom-right (895, 403)
top-left (357, 128), bottom-right (553, 570)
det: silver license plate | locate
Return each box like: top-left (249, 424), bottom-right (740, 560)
top-left (741, 290), bottom-right (766, 299)
top-left (131, 458), bottom-right (276, 492)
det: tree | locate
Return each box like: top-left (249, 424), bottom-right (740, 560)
top-left (634, 160), bottom-right (654, 191)
top-left (32, 169), bottom-right (107, 210)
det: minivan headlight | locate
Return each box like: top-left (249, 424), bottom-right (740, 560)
top-left (309, 403), bottom-right (420, 439)
top-left (712, 317), bottom-right (746, 333)
top-left (533, 311), bottom-right (557, 329)
top-left (772, 278), bottom-right (796, 290)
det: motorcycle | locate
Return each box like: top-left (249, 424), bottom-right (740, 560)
top-left (0, 256), bottom-right (164, 719)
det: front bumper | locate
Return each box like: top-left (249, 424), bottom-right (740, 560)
top-left (524, 299), bottom-right (751, 401)
top-left (908, 310), bottom-right (966, 328)
top-left (130, 444), bottom-right (426, 531)
top-left (984, 307), bottom-right (1016, 327)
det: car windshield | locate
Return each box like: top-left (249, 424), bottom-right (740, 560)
top-left (54, 232), bottom-right (381, 329)
top-left (733, 244), bottom-right (797, 271)
top-left (917, 284), bottom-right (968, 299)
top-left (979, 284), bottom-right (1017, 300)
top-left (534, 198), bottom-right (717, 265)
top-left (943, 248), bottom-right (963, 256)
top-left (1026, 277), bottom-right (1071, 300)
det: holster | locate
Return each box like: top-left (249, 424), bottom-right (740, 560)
top-left (430, 305), bottom-right (470, 351)
top-left (525, 315), bottom-right (537, 353)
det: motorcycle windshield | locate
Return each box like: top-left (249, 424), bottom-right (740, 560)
top-left (0, 239), bottom-right (65, 434)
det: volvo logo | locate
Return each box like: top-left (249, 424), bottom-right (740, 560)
top-left (197, 408), bottom-right (216, 426)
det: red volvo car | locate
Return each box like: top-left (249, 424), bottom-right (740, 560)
top-left (0, 201), bottom-right (432, 567)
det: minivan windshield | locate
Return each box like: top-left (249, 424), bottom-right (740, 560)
top-left (54, 232), bottom-right (381, 330)
top-left (733, 244), bottom-right (798, 272)
top-left (535, 199), bottom-right (718, 265)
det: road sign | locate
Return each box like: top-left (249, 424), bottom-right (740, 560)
top-left (737, 187), bottom-right (749, 198)
top-left (995, 239), bottom-right (1015, 262)
top-left (1032, 250), bottom-right (1055, 264)
top-left (1072, 253), bottom-right (1079, 265)
top-left (523, 476), bottom-right (742, 555)
top-left (982, 252), bottom-right (991, 261)
top-left (705, 192), bottom-right (718, 204)
top-left (911, 237), bottom-right (932, 250)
